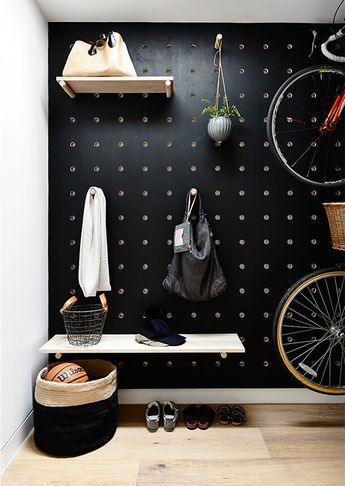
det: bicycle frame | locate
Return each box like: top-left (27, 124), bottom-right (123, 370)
top-left (319, 84), bottom-right (345, 133)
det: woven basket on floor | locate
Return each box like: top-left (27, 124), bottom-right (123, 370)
top-left (33, 359), bottom-right (117, 456)
top-left (323, 202), bottom-right (345, 251)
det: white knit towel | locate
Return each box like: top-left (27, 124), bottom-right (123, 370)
top-left (78, 187), bottom-right (111, 297)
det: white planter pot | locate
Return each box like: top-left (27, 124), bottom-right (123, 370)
top-left (207, 116), bottom-right (232, 146)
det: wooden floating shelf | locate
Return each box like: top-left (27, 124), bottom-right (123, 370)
top-left (40, 334), bottom-right (245, 358)
top-left (56, 76), bottom-right (174, 99)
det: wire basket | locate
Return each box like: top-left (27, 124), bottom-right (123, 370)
top-left (323, 202), bottom-right (345, 252)
top-left (60, 293), bottom-right (108, 346)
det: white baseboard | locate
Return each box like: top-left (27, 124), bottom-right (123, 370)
top-left (118, 388), bottom-right (345, 404)
top-left (1, 412), bottom-right (33, 474)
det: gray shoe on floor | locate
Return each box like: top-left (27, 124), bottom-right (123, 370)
top-left (163, 401), bottom-right (179, 432)
top-left (145, 401), bottom-right (160, 432)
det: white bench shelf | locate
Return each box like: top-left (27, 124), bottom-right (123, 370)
top-left (56, 76), bottom-right (174, 98)
top-left (40, 334), bottom-right (245, 359)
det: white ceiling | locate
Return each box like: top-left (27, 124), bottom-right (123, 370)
top-left (35, 0), bottom-right (345, 23)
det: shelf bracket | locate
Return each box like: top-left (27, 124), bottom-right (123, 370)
top-left (58, 79), bottom-right (76, 99)
top-left (165, 79), bottom-right (173, 98)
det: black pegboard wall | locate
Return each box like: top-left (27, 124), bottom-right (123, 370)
top-left (49, 23), bottom-right (343, 388)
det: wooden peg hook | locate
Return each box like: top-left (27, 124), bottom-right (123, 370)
top-left (215, 33), bottom-right (223, 50)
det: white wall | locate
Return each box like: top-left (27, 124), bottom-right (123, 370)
top-left (0, 0), bottom-right (48, 472)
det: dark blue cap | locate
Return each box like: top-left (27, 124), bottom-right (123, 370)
top-left (139, 318), bottom-right (186, 346)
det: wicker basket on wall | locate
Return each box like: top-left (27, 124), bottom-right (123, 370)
top-left (323, 202), bottom-right (345, 251)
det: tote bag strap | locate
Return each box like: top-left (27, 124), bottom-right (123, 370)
top-left (184, 189), bottom-right (205, 221)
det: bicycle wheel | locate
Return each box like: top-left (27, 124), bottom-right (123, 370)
top-left (267, 65), bottom-right (345, 187)
top-left (274, 267), bottom-right (345, 394)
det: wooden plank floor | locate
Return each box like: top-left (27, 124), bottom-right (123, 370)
top-left (2, 404), bottom-right (345, 486)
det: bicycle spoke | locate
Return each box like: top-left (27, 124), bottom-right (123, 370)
top-left (331, 276), bottom-right (345, 324)
top-left (282, 322), bottom-right (328, 330)
top-left (288, 330), bottom-right (332, 362)
top-left (291, 135), bottom-right (323, 168)
top-left (311, 73), bottom-right (327, 114)
top-left (287, 307), bottom-right (329, 331)
top-left (275, 127), bottom-right (318, 135)
top-left (323, 131), bottom-right (331, 183)
top-left (306, 135), bottom-right (322, 179)
top-left (299, 289), bottom-right (333, 325)
top-left (315, 280), bottom-right (334, 324)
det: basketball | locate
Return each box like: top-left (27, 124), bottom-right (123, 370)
top-left (43, 362), bottom-right (89, 384)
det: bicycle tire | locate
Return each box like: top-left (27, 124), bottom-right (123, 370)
top-left (267, 65), bottom-right (345, 187)
top-left (274, 267), bottom-right (345, 395)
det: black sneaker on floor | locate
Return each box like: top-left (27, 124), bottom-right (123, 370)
top-left (197, 405), bottom-right (214, 430)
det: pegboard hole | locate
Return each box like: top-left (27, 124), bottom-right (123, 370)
top-left (118, 264), bottom-right (124, 270)
top-left (69, 166), bottom-right (76, 173)
top-left (142, 263), bottom-right (149, 270)
top-left (117, 116), bottom-right (124, 123)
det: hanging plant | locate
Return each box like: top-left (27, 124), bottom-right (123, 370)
top-left (202, 35), bottom-right (240, 146)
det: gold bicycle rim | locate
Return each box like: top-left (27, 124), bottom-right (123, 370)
top-left (277, 270), bottom-right (345, 394)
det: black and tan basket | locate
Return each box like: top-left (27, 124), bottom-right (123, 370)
top-left (60, 293), bottom-right (108, 346)
top-left (33, 359), bottom-right (117, 456)
top-left (323, 202), bottom-right (345, 252)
